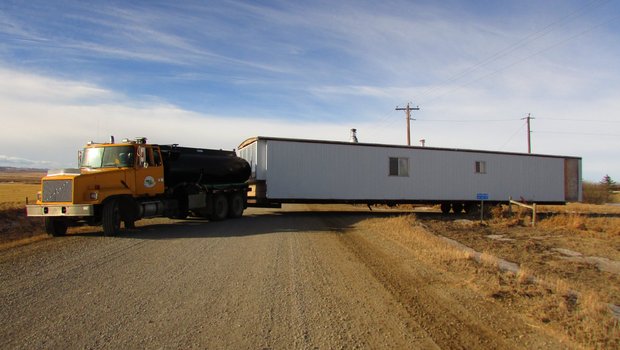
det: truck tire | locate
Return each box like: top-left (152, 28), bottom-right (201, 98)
top-left (102, 199), bottom-right (121, 236)
top-left (45, 218), bottom-right (67, 236)
top-left (228, 192), bottom-right (244, 219)
top-left (210, 194), bottom-right (228, 221)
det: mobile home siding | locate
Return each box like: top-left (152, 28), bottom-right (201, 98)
top-left (239, 137), bottom-right (580, 203)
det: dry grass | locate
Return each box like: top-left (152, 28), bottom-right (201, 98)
top-left (488, 202), bottom-right (620, 237)
top-left (0, 183), bottom-right (40, 205)
top-left (0, 172), bottom-right (45, 246)
top-left (538, 213), bottom-right (620, 237)
top-left (0, 202), bottom-right (45, 245)
top-left (543, 202), bottom-right (620, 214)
top-left (516, 265), bottom-right (535, 285)
top-left (366, 214), bottom-right (620, 348)
top-left (0, 170), bottom-right (45, 184)
top-left (364, 214), bottom-right (472, 265)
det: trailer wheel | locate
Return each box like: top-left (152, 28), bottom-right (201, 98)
top-left (452, 203), bottom-right (464, 214)
top-left (228, 193), bottom-right (244, 218)
top-left (45, 218), bottom-right (67, 236)
top-left (464, 203), bottom-right (479, 215)
top-left (102, 199), bottom-right (121, 236)
top-left (440, 203), bottom-right (451, 214)
top-left (210, 194), bottom-right (228, 221)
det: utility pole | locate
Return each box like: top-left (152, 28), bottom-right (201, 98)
top-left (396, 103), bottom-right (420, 146)
top-left (521, 113), bottom-right (534, 153)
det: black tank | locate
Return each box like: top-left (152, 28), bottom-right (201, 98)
top-left (159, 145), bottom-right (251, 187)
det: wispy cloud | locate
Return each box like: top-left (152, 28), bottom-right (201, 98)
top-left (0, 68), bottom-right (115, 103)
top-left (0, 1), bottom-right (618, 180)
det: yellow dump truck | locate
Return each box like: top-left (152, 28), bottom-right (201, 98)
top-left (27, 137), bottom-right (250, 236)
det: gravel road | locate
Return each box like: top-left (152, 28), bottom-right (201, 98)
top-left (0, 205), bottom-right (571, 349)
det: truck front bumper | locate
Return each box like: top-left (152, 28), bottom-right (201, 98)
top-left (26, 204), bottom-right (94, 217)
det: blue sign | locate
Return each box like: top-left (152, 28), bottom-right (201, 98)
top-left (476, 193), bottom-right (489, 200)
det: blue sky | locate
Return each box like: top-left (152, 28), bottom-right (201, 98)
top-left (0, 0), bottom-right (618, 181)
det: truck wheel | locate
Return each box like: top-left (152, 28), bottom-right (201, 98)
top-left (452, 203), bottom-right (464, 214)
top-left (210, 194), bottom-right (228, 221)
top-left (102, 199), bottom-right (121, 236)
top-left (45, 218), bottom-right (67, 236)
top-left (440, 203), bottom-right (451, 214)
top-left (171, 197), bottom-right (189, 219)
top-left (124, 219), bottom-right (136, 229)
top-left (228, 193), bottom-right (244, 218)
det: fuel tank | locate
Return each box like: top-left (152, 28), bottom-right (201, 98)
top-left (159, 145), bottom-right (251, 187)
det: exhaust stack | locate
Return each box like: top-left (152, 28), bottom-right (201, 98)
top-left (349, 129), bottom-right (358, 143)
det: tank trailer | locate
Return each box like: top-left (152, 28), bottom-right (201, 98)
top-left (27, 137), bottom-right (251, 236)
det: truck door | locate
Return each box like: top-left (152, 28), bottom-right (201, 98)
top-left (135, 145), bottom-right (165, 196)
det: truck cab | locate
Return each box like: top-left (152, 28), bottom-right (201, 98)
top-left (79, 139), bottom-right (165, 197)
top-left (27, 138), bottom-right (165, 236)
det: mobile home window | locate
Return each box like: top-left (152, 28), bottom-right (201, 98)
top-left (475, 161), bottom-right (486, 174)
top-left (389, 157), bottom-right (409, 177)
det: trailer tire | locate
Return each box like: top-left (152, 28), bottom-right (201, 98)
top-left (464, 203), bottom-right (479, 215)
top-left (102, 198), bottom-right (121, 236)
top-left (210, 194), bottom-right (228, 221)
top-left (440, 203), bottom-right (451, 214)
top-left (452, 203), bottom-right (464, 214)
top-left (228, 192), bottom-right (244, 218)
top-left (45, 218), bottom-right (67, 236)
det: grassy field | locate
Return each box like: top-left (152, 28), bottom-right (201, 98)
top-left (0, 171), bottom-right (46, 246)
top-left (0, 170), bottom-right (45, 184)
top-left (0, 183), bottom-right (41, 205)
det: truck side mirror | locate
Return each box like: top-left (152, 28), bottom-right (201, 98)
top-left (78, 150), bottom-right (83, 166)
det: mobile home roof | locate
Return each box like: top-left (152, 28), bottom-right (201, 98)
top-left (238, 136), bottom-right (581, 160)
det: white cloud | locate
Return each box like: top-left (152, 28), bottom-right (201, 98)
top-left (1, 65), bottom-right (618, 181)
top-left (0, 67), bottom-right (367, 169)
top-left (0, 68), bottom-right (115, 103)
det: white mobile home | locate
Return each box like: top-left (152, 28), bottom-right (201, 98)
top-left (237, 137), bottom-right (582, 212)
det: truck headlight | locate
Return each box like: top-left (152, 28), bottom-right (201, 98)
top-left (89, 192), bottom-right (99, 200)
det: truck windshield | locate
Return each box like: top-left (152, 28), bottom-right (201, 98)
top-left (81, 146), bottom-right (135, 168)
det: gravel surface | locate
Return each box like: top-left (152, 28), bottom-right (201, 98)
top-left (0, 206), bottom-right (573, 349)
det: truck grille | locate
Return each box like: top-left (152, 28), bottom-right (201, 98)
top-left (42, 179), bottom-right (73, 202)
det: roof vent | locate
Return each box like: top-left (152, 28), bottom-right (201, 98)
top-left (350, 128), bottom-right (358, 143)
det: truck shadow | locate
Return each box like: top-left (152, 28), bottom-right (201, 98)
top-left (107, 210), bottom-right (422, 240)
top-left (69, 208), bottom-right (620, 239)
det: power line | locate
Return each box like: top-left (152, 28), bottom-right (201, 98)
top-left (537, 118), bottom-right (620, 123)
top-left (414, 0), bottom-right (611, 103)
top-left (415, 118), bottom-right (518, 123)
top-left (370, 1), bottom-right (614, 138)
top-left (424, 12), bottom-right (620, 104)
top-left (535, 131), bottom-right (620, 137)
top-left (498, 120), bottom-right (527, 150)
